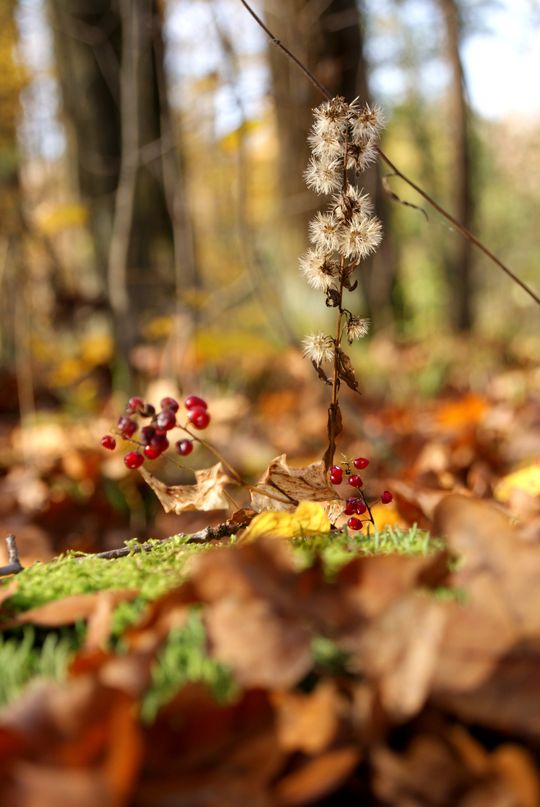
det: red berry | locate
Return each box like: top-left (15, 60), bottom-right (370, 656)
top-left (175, 439), bottom-right (194, 456)
top-left (348, 474), bottom-right (363, 488)
top-left (184, 395), bottom-right (208, 411)
top-left (126, 396), bottom-right (144, 414)
top-left (381, 490), bottom-right (393, 504)
top-left (143, 444), bottom-right (161, 460)
top-left (347, 517), bottom-right (363, 531)
top-left (124, 451), bottom-right (144, 469)
top-left (117, 416), bottom-right (137, 438)
top-left (355, 499), bottom-right (367, 515)
top-left (140, 425), bottom-right (156, 445)
top-left (188, 407), bottom-right (210, 429)
top-left (353, 457), bottom-right (369, 470)
top-left (151, 434), bottom-right (169, 454)
top-left (329, 465), bottom-right (343, 485)
top-left (344, 499), bottom-right (357, 516)
top-left (101, 435), bottom-right (116, 450)
top-left (160, 397), bottom-right (179, 413)
top-left (156, 409), bottom-right (176, 431)
top-left (141, 404), bottom-right (156, 418)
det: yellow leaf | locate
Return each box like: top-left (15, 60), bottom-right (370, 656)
top-left (370, 502), bottom-right (405, 530)
top-left (239, 501), bottom-right (331, 543)
top-left (495, 464), bottom-right (540, 502)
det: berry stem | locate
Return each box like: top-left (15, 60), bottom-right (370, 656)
top-left (179, 424), bottom-right (243, 484)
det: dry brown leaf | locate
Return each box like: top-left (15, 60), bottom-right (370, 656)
top-left (0, 590), bottom-right (138, 630)
top-left (336, 347), bottom-right (360, 392)
top-left (273, 747), bottom-right (359, 807)
top-left (432, 494), bottom-right (540, 738)
top-left (140, 462), bottom-right (233, 513)
top-left (272, 680), bottom-right (341, 754)
top-left (250, 454), bottom-right (339, 513)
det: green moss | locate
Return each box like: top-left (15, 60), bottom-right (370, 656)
top-left (0, 628), bottom-right (74, 706)
top-left (292, 523), bottom-right (443, 576)
top-left (141, 609), bottom-right (237, 723)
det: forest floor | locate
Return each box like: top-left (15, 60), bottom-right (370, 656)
top-left (0, 336), bottom-right (539, 805)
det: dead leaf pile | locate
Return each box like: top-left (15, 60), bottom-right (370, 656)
top-left (1, 492), bottom-right (540, 805)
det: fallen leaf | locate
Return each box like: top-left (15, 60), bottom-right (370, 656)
top-left (0, 590), bottom-right (138, 630)
top-left (272, 680), bottom-right (341, 754)
top-left (238, 501), bottom-right (330, 543)
top-left (140, 462), bottom-right (234, 513)
top-left (250, 454), bottom-right (339, 513)
top-left (273, 747), bottom-right (359, 807)
top-left (495, 464), bottom-right (540, 502)
top-left (432, 494), bottom-right (540, 738)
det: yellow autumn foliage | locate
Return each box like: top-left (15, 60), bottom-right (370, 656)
top-left (239, 501), bottom-right (331, 543)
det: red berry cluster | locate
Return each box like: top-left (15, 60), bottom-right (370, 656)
top-left (100, 394), bottom-right (210, 469)
top-left (329, 456), bottom-right (393, 531)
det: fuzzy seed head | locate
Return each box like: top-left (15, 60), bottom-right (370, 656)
top-left (309, 210), bottom-right (342, 252)
top-left (299, 249), bottom-right (339, 291)
top-left (338, 213), bottom-right (383, 260)
top-left (332, 186), bottom-right (373, 222)
top-left (304, 156), bottom-right (342, 195)
top-left (350, 103), bottom-right (385, 144)
top-left (347, 317), bottom-right (370, 343)
top-left (302, 333), bottom-right (335, 365)
top-left (347, 138), bottom-right (377, 172)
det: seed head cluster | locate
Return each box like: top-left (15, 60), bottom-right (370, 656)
top-left (300, 97), bottom-right (384, 367)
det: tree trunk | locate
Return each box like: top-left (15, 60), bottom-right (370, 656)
top-left (47, 0), bottom-right (194, 372)
top-left (438, 0), bottom-right (475, 331)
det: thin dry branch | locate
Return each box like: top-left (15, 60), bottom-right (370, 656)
top-left (0, 535), bottom-right (24, 577)
top-left (238, 0), bottom-right (540, 308)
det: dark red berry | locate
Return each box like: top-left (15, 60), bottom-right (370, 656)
top-left (329, 465), bottom-right (343, 485)
top-left (124, 451), bottom-right (144, 469)
top-left (126, 396), bottom-right (144, 414)
top-left (184, 395), bottom-right (208, 411)
top-left (143, 444), bottom-right (162, 460)
top-left (175, 439), bottom-right (194, 456)
top-left (141, 404), bottom-right (156, 418)
top-left (381, 490), bottom-right (393, 504)
top-left (160, 396), bottom-right (179, 413)
top-left (347, 517), bottom-right (363, 531)
top-left (353, 457), bottom-right (369, 470)
top-left (344, 499), bottom-right (357, 516)
top-left (188, 407), bottom-right (210, 429)
top-left (101, 435), bottom-right (116, 450)
top-left (151, 434), bottom-right (169, 454)
top-left (117, 416), bottom-right (137, 438)
top-left (348, 474), bottom-right (363, 488)
top-left (140, 425), bottom-right (156, 445)
top-left (355, 499), bottom-right (367, 515)
top-left (156, 409), bottom-right (176, 431)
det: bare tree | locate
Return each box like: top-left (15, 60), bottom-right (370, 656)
top-left (437, 0), bottom-right (475, 331)
top-left (47, 0), bottom-right (196, 373)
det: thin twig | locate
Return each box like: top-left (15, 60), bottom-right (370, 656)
top-left (0, 534), bottom-right (24, 577)
top-left (238, 0), bottom-right (540, 308)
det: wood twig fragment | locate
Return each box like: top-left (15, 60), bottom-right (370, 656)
top-left (0, 534), bottom-right (24, 577)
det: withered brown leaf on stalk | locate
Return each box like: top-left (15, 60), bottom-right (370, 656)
top-left (140, 462), bottom-right (233, 513)
top-left (336, 348), bottom-right (360, 393)
top-left (250, 454), bottom-right (340, 513)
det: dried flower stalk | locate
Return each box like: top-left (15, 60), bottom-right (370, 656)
top-left (300, 97), bottom-right (384, 469)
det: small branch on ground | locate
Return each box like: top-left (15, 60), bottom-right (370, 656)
top-left (0, 534), bottom-right (24, 577)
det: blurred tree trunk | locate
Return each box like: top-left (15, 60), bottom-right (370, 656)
top-left (264, 0), bottom-right (397, 327)
top-left (47, 0), bottom-right (195, 374)
top-left (438, 0), bottom-right (475, 331)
